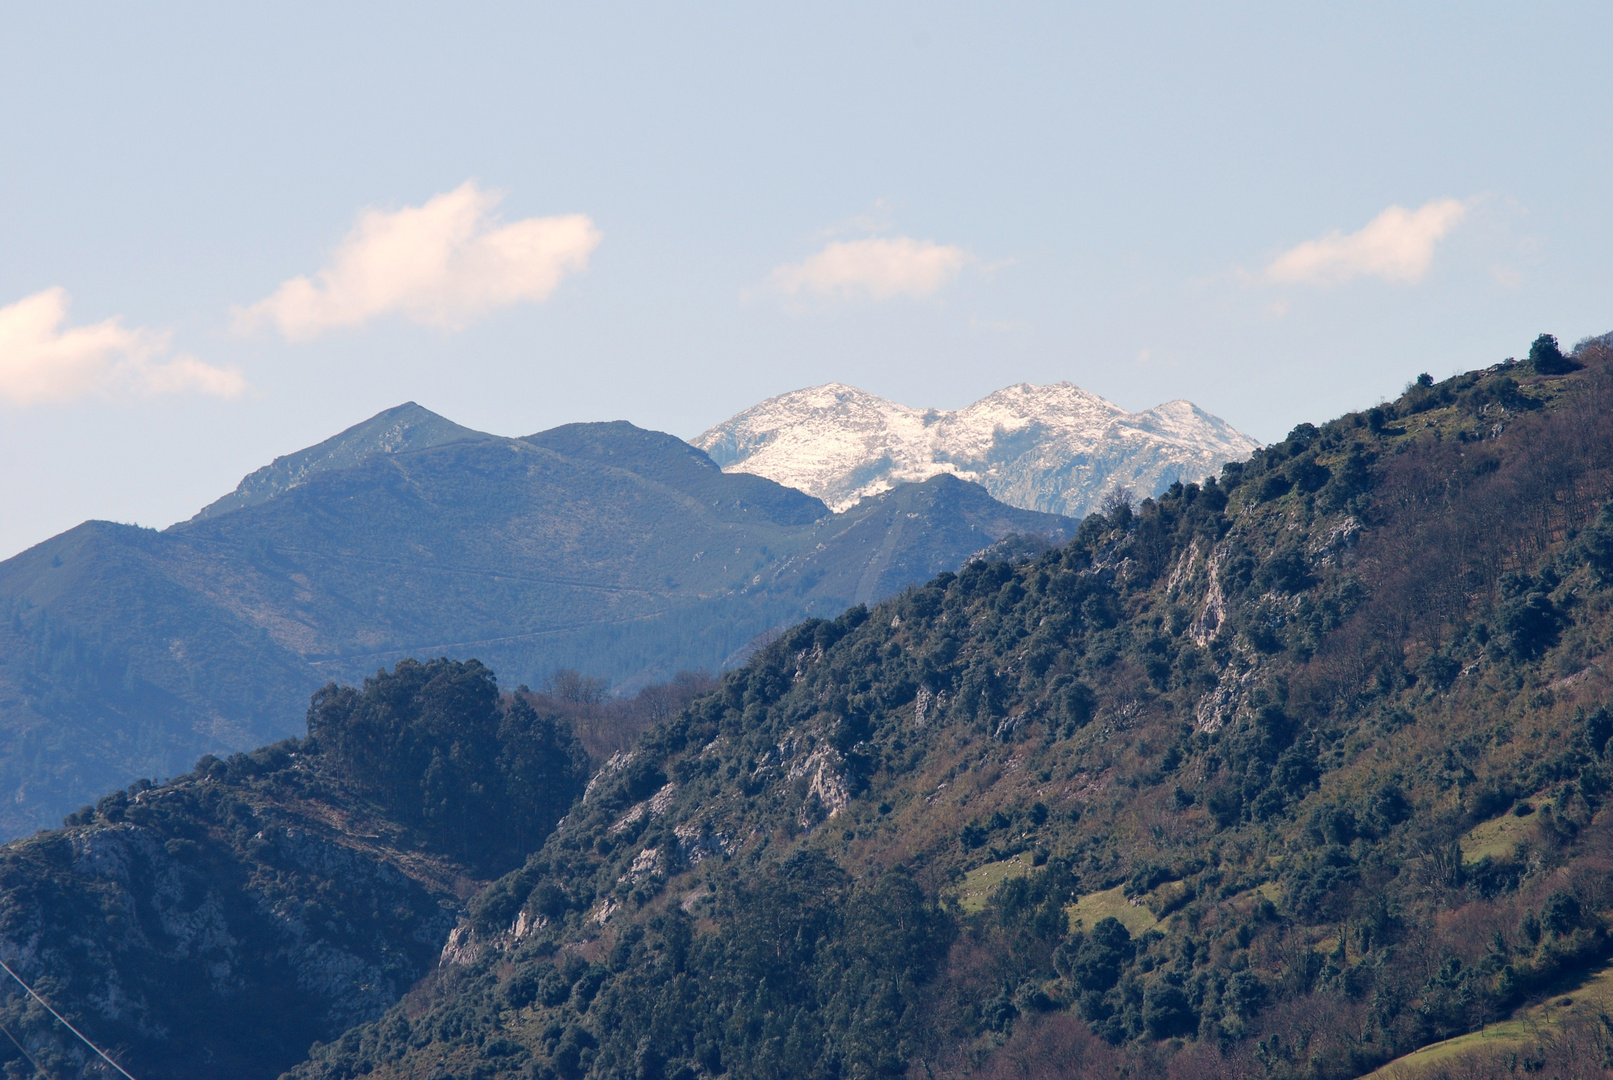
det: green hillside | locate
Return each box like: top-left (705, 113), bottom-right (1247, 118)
top-left (278, 341), bottom-right (1613, 1080)
top-left (0, 418), bottom-right (1072, 838)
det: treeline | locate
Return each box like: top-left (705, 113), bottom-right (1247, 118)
top-left (523, 667), bottom-right (717, 762)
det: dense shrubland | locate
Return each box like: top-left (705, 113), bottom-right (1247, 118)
top-left (12, 342), bottom-right (1613, 1080)
top-left (280, 342), bottom-right (1613, 1080)
top-left (305, 658), bottom-right (589, 876)
top-left (0, 658), bottom-right (595, 1080)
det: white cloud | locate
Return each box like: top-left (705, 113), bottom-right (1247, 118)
top-left (0, 287), bottom-right (244, 406)
top-left (771, 236), bottom-right (970, 300)
top-left (1265, 198), bottom-right (1470, 286)
top-left (235, 181), bottom-right (601, 340)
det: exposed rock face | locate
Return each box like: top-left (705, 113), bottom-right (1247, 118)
top-left (0, 767), bottom-right (464, 1080)
top-left (694, 382), bottom-right (1260, 518)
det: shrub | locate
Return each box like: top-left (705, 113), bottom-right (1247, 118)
top-left (1531, 333), bottom-right (1580, 375)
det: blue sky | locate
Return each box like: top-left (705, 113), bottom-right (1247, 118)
top-left (2, 3), bottom-right (1610, 558)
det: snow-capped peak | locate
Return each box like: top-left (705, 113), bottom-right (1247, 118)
top-left (693, 382), bottom-right (1259, 518)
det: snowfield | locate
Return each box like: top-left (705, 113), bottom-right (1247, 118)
top-left (694, 382), bottom-right (1259, 518)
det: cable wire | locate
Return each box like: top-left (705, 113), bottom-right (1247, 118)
top-left (0, 958), bottom-right (137, 1080)
top-left (0, 1015), bottom-right (42, 1076)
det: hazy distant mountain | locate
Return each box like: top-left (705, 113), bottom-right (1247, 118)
top-left (0, 408), bottom-right (1071, 837)
top-left (694, 381), bottom-right (1260, 517)
top-left (195, 401), bottom-right (495, 519)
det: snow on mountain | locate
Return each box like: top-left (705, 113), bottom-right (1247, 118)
top-left (693, 382), bottom-right (1260, 518)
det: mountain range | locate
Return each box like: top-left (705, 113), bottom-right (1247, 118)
top-left (4, 339), bottom-right (1613, 1079)
top-left (0, 406), bottom-right (1074, 838)
top-left (693, 381), bottom-right (1259, 517)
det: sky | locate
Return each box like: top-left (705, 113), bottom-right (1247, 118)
top-left (3, 3), bottom-right (1611, 560)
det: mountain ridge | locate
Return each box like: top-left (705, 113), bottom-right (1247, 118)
top-left (285, 340), bottom-right (1613, 1080)
top-left (6, 340), bottom-right (1613, 1080)
top-left (0, 417), bottom-right (1071, 838)
top-left (194, 401), bottom-right (496, 520)
top-left (0, 657), bottom-right (590, 1080)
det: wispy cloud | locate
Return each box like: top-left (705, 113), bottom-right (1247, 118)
top-left (812, 199), bottom-right (897, 240)
top-left (771, 236), bottom-right (970, 301)
top-left (0, 287), bottom-right (244, 406)
top-left (235, 181), bottom-right (601, 340)
top-left (1266, 198), bottom-right (1470, 286)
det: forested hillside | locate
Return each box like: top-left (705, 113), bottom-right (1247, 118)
top-left (288, 338), bottom-right (1613, 1080)
top-left (0, 658), bottom-right (589, 1080)
top-left (0, 417), bottom-right (1070, 838)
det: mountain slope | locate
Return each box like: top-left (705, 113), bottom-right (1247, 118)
top-left (0, 416), bottom-right (1071, 838)
top-left (693, 381), bottom-right (1259, 516)
top-left (0, 658), bottom-right (588, 1080)
top-left (194, 401), bottom-right (495, 520)
top-left (292, 342), bottom-right (1613, 1080)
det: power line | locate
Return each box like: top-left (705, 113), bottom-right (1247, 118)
top-left (0, 1016), bottom-right (42, 1076)
top-left (0, 957), bottom-right (137, 1080)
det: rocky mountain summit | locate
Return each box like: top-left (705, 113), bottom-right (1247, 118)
top-left (693, 381), bottom-right (1260, 517)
